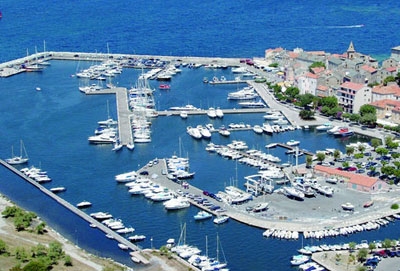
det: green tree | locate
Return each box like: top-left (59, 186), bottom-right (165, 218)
top-left (360, 113), bottom-right (377, 126)
top-left (297, 93), bottom-right (314, 108)
top-left (309, 61), bottom-right (326, 71)
top-left (15, 247), bottom-right (28, 262)
top-left (48, 242), bottom-right (64, 264)
top-left (349, 242), bottom-right (356, 252)
top-left (299, 109), bottom-right (314, 120)
top-left (346, 146), bottom-right (355, 157)
top-left (375, 147), bottom-right (389, 157)
top-left (357, 248), bottom-right (368, 262)
top-left (383, 75), bottom-right (396, 86)
top-left (306, 155), bottom-right (313, 168)
top-left (349, 113), bottom-right (361, 123)
top-left (342, 112), bottom-right (351, 121)
top-left (64, 255), bottom-right (73, 266)
top-left (333, 149), bottom-right (341, 161)
top-left (371, 138), bottom-right (381, 149)
top-left (35, 222), bottom-right (46, 235)
top-left (285, 86), bottom-right (300, 100)
top-left (359, 104), bottom-right (377, 117)
top-left (316, 152), bottom-right (326, 163)
top-left (320, 96), bottom-right (338, 108)
top-left (0, 239), bottom-right (7, 254)
top-left (22, 259), bottom-right (50, 271)
top-left (268, 63), bottom-right (278, 68)
top-left (368, 242), bottom-right (376, 253)
top-left (382, 238), bottom-right (393, 249)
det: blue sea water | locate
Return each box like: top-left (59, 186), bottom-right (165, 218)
top-left (0, 1), bottom-right (400, 270)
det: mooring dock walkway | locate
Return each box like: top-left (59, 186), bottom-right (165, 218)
top-left (113, 87), bottom-right (133, 146)
top-left (0, 160), bottom-right (141, 255)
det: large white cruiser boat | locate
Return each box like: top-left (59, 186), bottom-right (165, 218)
top-left (115, 170), bottom-right (137, 182)
top-left (163, 197), bottom-right (190, 210)
top-left (187, 126), bottom-right (202, 139)
top-left (88, 132), bottom-right (117, 144)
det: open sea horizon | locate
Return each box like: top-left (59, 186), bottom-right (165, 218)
top-left (1, 1), bottom-right (400, 270)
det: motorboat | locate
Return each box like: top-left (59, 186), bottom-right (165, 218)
top-left (327, 125), bottom-right (342, 134)
top-left (187, 126), bottom-right (202, 139)
top-left (116, 227), bottom-right (135, 234)
top-left (286, 140), bottom-right (300, 146)
top-left (213, 215), bottom-right (229, 224)
top-left (6, 140), bottom-right (29, 165)
top-left (111, 140), bottom-right (123, 151)
top-left (115, 170), bottom-right (137, 182)
top-left (218, 126), bottom-right (230, 137)
top-left (253, 202), bottom-right (269, 212)
top-left (170, 104), bottom-right (199, 111)
top-left (88, 132), bottom-right (117, 144)
top-left (151, 192), bottom-right (174, 202)
top-left (231, 66), bottom-right (248, 73)
top-left (76, 201), bottom-right (92, 208)
top-left (238, 101), bottom-right (266, 108)
top-left (197, 125), bottom-right (212, 139)
top-left (315, 123), bottom-right (333, 131)
top-left (215, 107), bottom-right (224, 118)
top-left (49, 187), bottom-right (66, 193)
top-left (180, 111), bottom-right (188, 119)
top-left (98, 118), bottom-right (118, 126)
top-left (293, 182), bottom-right (315, 198)
top-left (128, 235), bottom-right (146, 242)
top-left (291, 254), bottom-right (310, 266)
top-left (263, 112), bottom-right (283, 120)
top-left (163, 197), bottom-right (190, 210)
top-left (118, 243), bottom-right (129, 250)
top-left (262, 123), bottom-right (274, 135)
top-left (253, 125), bottom-right (264, 134)
top-left (194, 210), bottom-right (213, 221)
top-left (283, 187), bottom-right (305, 200)
top-left (341, 202), bottom-right (355, 211)
top-left (333, 127), bottom-right (354, 137)
top-left (159, 84), bottom-right (170, 90)
top-left (207, 107), bottom-right (217, 118)
top-left (90, 212), bottom-right (113, 220)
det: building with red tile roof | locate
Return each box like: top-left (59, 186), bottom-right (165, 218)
top-left (370, 98), bottom-right (400, 125)
top-left (372, 83), bottom-right (400, 102)
top-left (314, 165), bottom-right (388, 193)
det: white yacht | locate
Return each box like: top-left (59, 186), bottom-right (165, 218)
top-left (194, 210), bottom-right (213, 220)
top-left (283, 187), bottom-right (305, 200)
top-left (115, 170), bottom-right (137, 182)
top-left (218, 126), bottom-right (230, 137)
top-left (316, 122), bottom-right (333, 131)
top-left (180, 111), bottom-right (188, 119)
top-left (187, 126), bottom-right (202, 139)
top-left (213, 215), bottom-right (229, 224)
top-left (262, 123), bottom-right (274, 134)
top-left (163, 197), bottom-right (190, 210)
top-left (252, 125), bottom-right (264, 134)
top-left (215, 107), bottom-right (224, 118)
top-left (207, 107), bottom-right (217, 118)
top-left (170, 104), bottom-right (199, 111)
top-left (88, 132), bottom-right (117, 144)
top-left (197, 125), bottom-right (212, 139)
top-left (76, 201), bottom-right (92, 208)
top-left (286, 140), bottom-right (300, 146)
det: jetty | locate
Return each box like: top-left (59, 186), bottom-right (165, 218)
top-left (0, 160), bottom-right (143, 256)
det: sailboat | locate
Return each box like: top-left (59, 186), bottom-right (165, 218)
top-left (202, 234), bottom-right (228, 271)
top-left (24, 48), bottom-right (44, 72)
top-left (6, 140), bottom-right (29, 165)
top-left (98, 100), bottom-right (118, 126)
